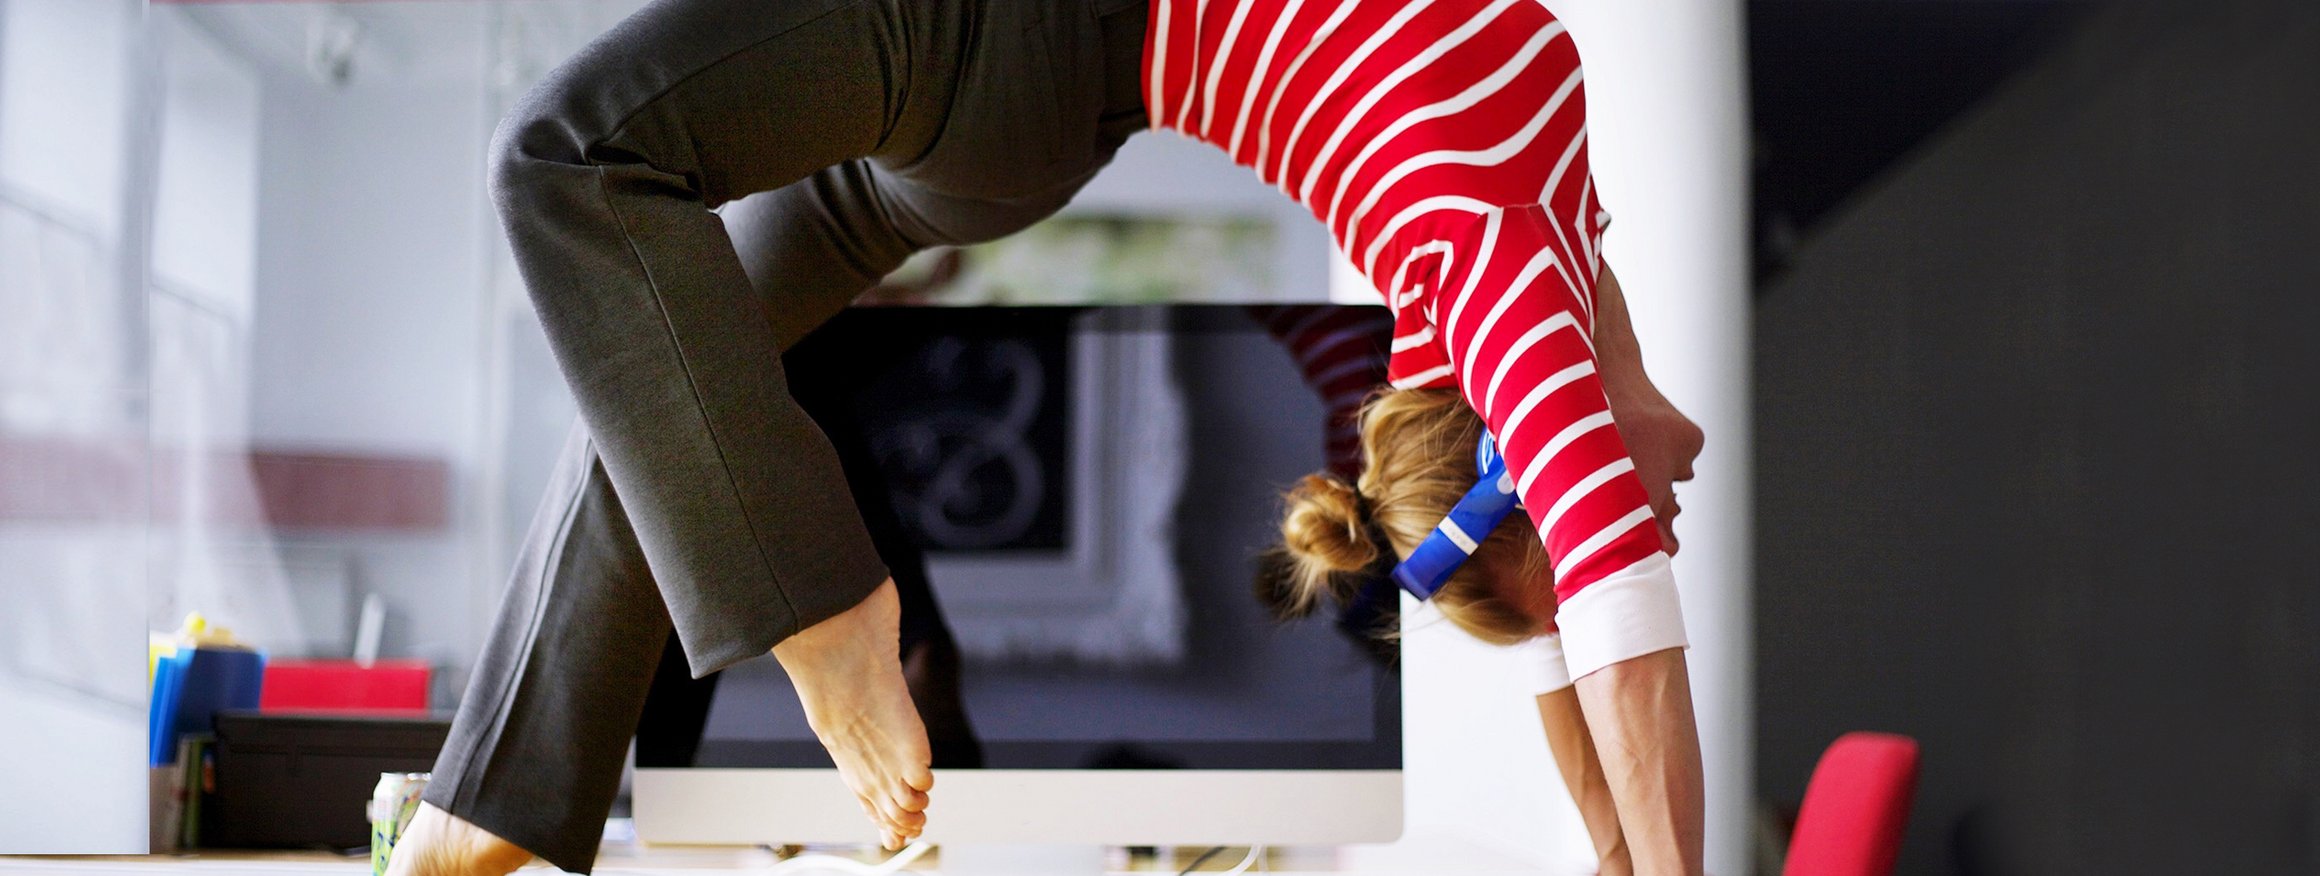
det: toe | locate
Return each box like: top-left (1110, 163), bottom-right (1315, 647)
top-left (895, 786), bottom-right (931, 813)
top-left (871, 795), bottom-right (915, 831)
top-left (903, 763), bottom-right (935, 793)
top-left (890, 806), bottom-right (927, 830)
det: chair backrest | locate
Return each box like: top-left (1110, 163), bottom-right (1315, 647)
top-left (1782, 731), bottom-right (1922, 876)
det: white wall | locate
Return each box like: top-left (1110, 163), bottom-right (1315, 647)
top-left (251, 63), bottom-right (490, 461)
top-left (0, 0), bottom-right (129, 236)
top-left (144, 7), bottom-right (313, 656)
top-left (152, 14), bottom-right (259, 325)
top-left (0, 0), bottom-right (151, 855)
top-left (0, 0), bottom-right (136, 436)
top-left (243, 6), bottom-right (497, 686)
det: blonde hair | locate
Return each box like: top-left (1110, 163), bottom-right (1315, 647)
top-left (1260, 388), bottom-right (1546, 645)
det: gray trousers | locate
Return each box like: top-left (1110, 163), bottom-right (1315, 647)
top-left (421, 0), bottom-right (1150, 870)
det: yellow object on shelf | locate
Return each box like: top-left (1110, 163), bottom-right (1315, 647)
top-left (149, 612), bottom-right (254, 685)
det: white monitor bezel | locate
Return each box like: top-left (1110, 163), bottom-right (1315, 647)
top-left (632, 768), bottom-right (1402, 847)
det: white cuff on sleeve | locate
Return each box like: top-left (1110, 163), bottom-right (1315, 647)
top-left (1555, 553), bottom-right (1689, 681)
top-left (1512, 633), bottom-right (1573, 695)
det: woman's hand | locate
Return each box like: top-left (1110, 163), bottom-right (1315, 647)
top-left (1610, 401), bottom-right (1705, 556)
top-left (1592, 265), bottom-right (1705, 556)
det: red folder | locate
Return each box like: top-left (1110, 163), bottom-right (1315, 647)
top-left (258, 659), bottom-right (430, 713)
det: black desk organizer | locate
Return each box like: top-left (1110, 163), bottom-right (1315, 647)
top-left (201, 710), bottom-right (452, 851)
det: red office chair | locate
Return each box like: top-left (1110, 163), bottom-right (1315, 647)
top-left (1782, 732), bottom-right (1921, 876)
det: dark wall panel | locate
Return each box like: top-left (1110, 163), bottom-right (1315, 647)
top-left (1756, 1), bottom-right (2320, 873)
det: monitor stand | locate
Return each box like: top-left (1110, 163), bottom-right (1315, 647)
top-left (935, 843), bottom-right (1108, 875)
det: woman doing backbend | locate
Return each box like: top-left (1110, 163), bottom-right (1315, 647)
top-left (388, 0), bottom-right (1707, 873)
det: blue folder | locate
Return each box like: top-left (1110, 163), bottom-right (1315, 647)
top-left (148, 647), bottom-right (266, 766)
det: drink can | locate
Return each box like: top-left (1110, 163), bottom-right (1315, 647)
top-left (369, 771), bottom-right (429, 876)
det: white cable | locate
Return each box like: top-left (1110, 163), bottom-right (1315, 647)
top-left (1217, 844), bottom-right (1267, 875)
top-left (755, 840), bottom-right (935, 875)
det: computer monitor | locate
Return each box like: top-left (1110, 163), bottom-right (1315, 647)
top-left (632, 305), bottom-right (1403, 855)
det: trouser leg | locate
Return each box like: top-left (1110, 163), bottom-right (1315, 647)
top-left (491, 0), bottom-right (1124, 677)
top-left (433, 155), bottom-right (1019, 870)
top-left (488, 0), bottom-right (947, 678)
top-left (726, 158), bottom-right (1095, 359)
top-left (436, 0), bottom-right (946, 857)
top-left (630, 431), bottom-right (986, 769)
top-left (719, 162), bottom-right (1059, 767)
top-left (632, 162), bottom-right (1005, 773)
top-left (424, 427), bottom-right (667, 875)
top-left (443, 0), bottom-right (1116, 860)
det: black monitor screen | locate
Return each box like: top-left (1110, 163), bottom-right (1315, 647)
top-left (635, 305), bottom-right (1402, 772)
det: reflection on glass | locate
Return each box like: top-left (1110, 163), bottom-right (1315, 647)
top-left (652, 305), bottom-right (1402, 772)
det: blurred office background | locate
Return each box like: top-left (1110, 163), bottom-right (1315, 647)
top-left (1, 0), bottom-right (2314, 873)
top-left (1750, 1), bottom-right (2320, 874)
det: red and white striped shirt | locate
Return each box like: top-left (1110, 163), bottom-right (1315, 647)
top-left (1145, 0), bottom-right (1686, 682)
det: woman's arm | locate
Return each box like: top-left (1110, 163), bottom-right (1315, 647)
top-left (1583, 264), bottom-right (1707, 875)
top-left (1574, 649), bottom-right (1703, 875)
top-left (1538, 686), bottom-right (1635, 876)
top-left (1415, 205), bottom-right (1705, 871)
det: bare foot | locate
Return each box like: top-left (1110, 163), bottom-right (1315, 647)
top-left (383, 802), bottom-right (535, 876)
top-left (773, 579), bottom-right (936, 850)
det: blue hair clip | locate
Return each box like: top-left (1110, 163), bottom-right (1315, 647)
top-left (1388, 430), bottom-right (1523, 600)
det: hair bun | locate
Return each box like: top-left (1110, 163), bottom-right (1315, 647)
top-left (1259, 474), bottom-right (1382, 619)
top-left (1283, 474), bottom-right (1379, 572)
